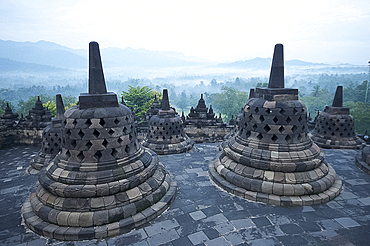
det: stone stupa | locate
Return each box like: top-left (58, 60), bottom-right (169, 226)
top-left (141, 89), bottom-right (194, 155)
top-left (30, 94), bottom-right (65, 170)
top-left (356, 146), bottom-right (370, 175)
top-left (0, 103), bottom-right (19, 127)
top-left (209, 44), bottom-right (342, 206)
top-left (310, 86), bottom-right (366, 149)
top-left (22, 42), bottom-right (177, 240)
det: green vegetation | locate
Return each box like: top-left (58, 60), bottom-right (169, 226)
top-left (121, 85), bottom-right (162, 121)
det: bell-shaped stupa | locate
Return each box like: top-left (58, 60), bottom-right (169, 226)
top-left (22, 42), bottom-right (177, 240)
top-left (0, 103), bottom-right (19, 127)
top-left (209, 44), bottom-right (342, 206)
top-left (310, 86), bottom-right (365, 149)
top-left (141, 89), bottom-right (194, 155)
top-left (30, 94), bottom-right (65, 170)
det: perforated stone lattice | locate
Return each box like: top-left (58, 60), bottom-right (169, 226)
top-left (315, 114), bottom-right (354, 138)
top-left (238, 103), bottom-right (308, 145)
top-left (60, 114), bottom-right (139, 163)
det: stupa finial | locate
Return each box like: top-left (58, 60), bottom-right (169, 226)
top-left (332, 86), bottom-right (343, 107)
top-left (89, 41), bottom-right (107, 94)
top-left (268, 44), bottom-right (284, 89)
top-left (161, 89), bottom-right (170, 110)
top-left (55, 94), bottom-right (65, 119)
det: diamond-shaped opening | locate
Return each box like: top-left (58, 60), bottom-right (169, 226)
top-left (93, 129), bottom-right (100, 138)
top-left (77, 152), bottom-right (85, 162)
top-left (162, 136), bottom-right (166, 140)
top-left (291, 125), bottom-right (298, 132)
top-left (279, 126), bottom-right (285, 133)
top-left (114, 118), bottom-right (120, 125)
top-left (292, 108), bottom-right (298, 114)
top-left (117, 137), bottom-right (123, 145)
top-left (246, 131), bottom-right (251, 138)
top-left (94, 151), bottom-right (102, 161)
top-left (160, 123), bottom-right (163, 126)
top-left (285, 135), bottom-right (291, 142)
top-left (159, 131), bottom-right (162, 135)
top-left (323, 130), bottom-right (327, 134)
top-left (71, 139), bottom-right (77, 148)
top-left (340, 123), bottom-right (344, 127)
top-left (297, 134), bottom-right (302, 141)
top-left (125, 116), bottom-right (129, 121)
top-left (273, 117), bottom-right (278, 123)
top-left (252, 123), bottom-right (258, 130)
top-left (286, 117), bottom-right (292, 123)
top-left (332, 123), bottom-right (335, 126)
top-left (123, 127), bottom-right (127, 134)
top-left (279, 108), bottom-right (286, 115)
top-left (340, 132), bottom-right (343, 136)
top-left (86, 141), bottom-right (93, 149)
top-left (328, 127), bottom-right (332, 131)
top-left (336, 119), bottom-right (340, 122)
top-left (63, 119), bottom-right (67, 125)
top-left (271, 134), bottom-right (278, 142)
top-left (344, 128), bottom-right (347, 131)
top-left (78, 130), bottom-right (85, 139)
top-left (259, 115), bottom-right (265, 122)
top-left (99, 118), bottom-right (106, 127)
top-left (298, 116), bottom-right (302, 122)
top-left (331, 132), bottom-right (335, 136)
top-left (325, 122), bottom-right (329, 125)
top-left (108, 129), bottom-right (114, 135)
top-left (248, 114), bottom-right (253, 121)
top-left (85, 119), bottom-right (92, 127)
top-left (73, 119), bottom-right (77, 126)
top-left (50, 148), bottom-right (54, 152)
top-left (129, 134), bottom-right (132, 141)
top-left (335, 128), bottom-right (340, 131)
top-left (66, 129), bottom-right (71, 137)
top-left (50, 138), bottom-right (54, 143)
top-left (257, 133), bottom-right (263, 140)
top-left (263, 125), bottom-right (271, 132)
top-left (102, 139), bottom-right (108, 148)
top-left (111, 148), bottom-right (118, 158)
top-left (125, 145), bottom-right (130, 154)
top-left (265, 108), bottom-right (271, 114)
top-left (169, 127), bottom-right (172, 130)
top-left (254, 107), bottom-right (259, 113)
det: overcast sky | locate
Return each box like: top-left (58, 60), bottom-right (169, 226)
top-left (1, 0), bottom-right (369, 64)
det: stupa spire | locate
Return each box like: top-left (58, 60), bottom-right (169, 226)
top-left (88, 41), bottom-right (107, 94)
top-left (161, 89), bottom-right (170, 110)
top-left (332, 86), bottom-right (343, 107)
top-left (55, 94), bottom-right (65, 119)
top-left (268, 44), bottom-right (284, 89)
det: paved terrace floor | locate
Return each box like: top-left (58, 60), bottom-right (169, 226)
top-left (1, 143), bottom-right (370, 246)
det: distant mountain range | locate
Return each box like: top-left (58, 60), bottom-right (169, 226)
top-left (0, 39), bottom-right (334, 74)
top-left (216, 57), bottom-right (327, 69)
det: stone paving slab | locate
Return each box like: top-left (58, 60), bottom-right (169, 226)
top-left (1, 144), bottom-right (370, 245)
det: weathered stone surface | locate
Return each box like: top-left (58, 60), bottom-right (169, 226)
top-left (141, 89), bottom-right (194, 155)
top-left (22, 41), bottom-right (177, 241)
top-left (310, 86), bottom-right (366, 149)
top-left (209, 44), bottom-right (342, 206)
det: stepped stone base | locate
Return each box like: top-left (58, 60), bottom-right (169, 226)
top-left (22, 172), bottom-right (177, 240)
top-left (30, 152), bottom-right (56, 170)
top-left (310, 133), bottom-right (366, 150)
top-left (209, 157), bottom-right (342, 206)
top-left (355, 146), bottom-right (370, 175)
top-left (141, 138), bottom-right (194, 155)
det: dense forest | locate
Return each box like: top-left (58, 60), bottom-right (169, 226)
top-left (1, 72), bottom-right (369, 134)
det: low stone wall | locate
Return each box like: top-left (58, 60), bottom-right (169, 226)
top-left (0, 125), bottom-right (43, 149)
top-left (184, 125), bottom-right (234, 143)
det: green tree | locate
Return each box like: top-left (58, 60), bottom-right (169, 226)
top-left (122, 86), bottom-right (158, 120)
top-left (212, 86), bottom-right (248, 122)
top-left (344, 101), bottom-right (370, 134)
top-left (301, 88), bottom-right (332, 116)
top-left (176, 91), bottom-right (188, 111)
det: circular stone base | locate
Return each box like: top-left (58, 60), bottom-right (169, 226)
top-left (30, 152), bottom-right (56, 170)
top-left (209, 158), bottom-right (342, 207)
top-left (22, 176), bottom-right (177, 240)
top-left (355, 151), bottom-right (370, 175)
top-left (310, 134), bottom-right (366, 150)
top-left (141, 138), bottom-right (194, 155)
